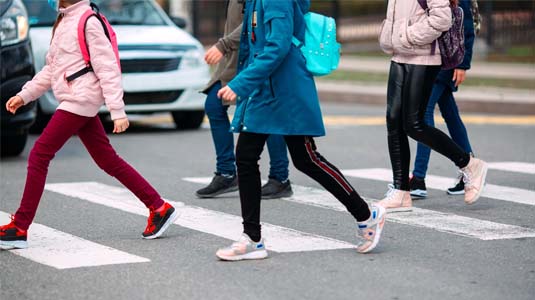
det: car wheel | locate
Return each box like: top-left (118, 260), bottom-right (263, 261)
top-left (1, 131), bottom-right (28, 157)
top-left (171, 110), bottom-right (205, 130)
top-left (29, 104), bottom-right (52, 133)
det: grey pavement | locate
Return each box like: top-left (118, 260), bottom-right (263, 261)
top-left (1, 103), bottom-right (534, 300)
top-left (317, 56), bottom-right (535, 114)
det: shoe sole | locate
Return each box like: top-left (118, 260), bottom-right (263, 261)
top-left (385, 206), bottom-right (412, 213)
top-left (142, 209), bottom-right (180, 240)
top-left (357, 206), bottom-right (386, 254)
top-left (216, 249), bottom-right (269, 261)
top-left (195, 185), bottom-right (239, 199)
top-left (447, 189), bottom-right (465, 195)
top-left (0, 240), bottom-right (28, 250)
top-left (410, 189), bottom-right (427, 198)
top-left (465, 163), bottom-right (488, 205)
top-left (261, 190), bottom-right (294, 200)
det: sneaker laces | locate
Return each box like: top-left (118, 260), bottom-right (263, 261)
top-left (145, 210), bottom-right (156, 232)
top-left (454, 171), bottom-right (464, 186)
top-left (384, 184), bottom-right (396, 198)
top-left (460, 169), bottom-right (472, 187)
top-left (1, 215), bottom-right (16, 232)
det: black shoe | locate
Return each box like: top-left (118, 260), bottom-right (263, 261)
top-left (447, 176), bottom-right (465, 195)
top-left (261, 179), bottom-right (293, 199)
top-left (196, 174), bottom-right (238, 198)
top-left (409, 176), bottom-right (427, 199)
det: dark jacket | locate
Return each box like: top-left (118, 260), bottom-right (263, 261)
top-left (202, 0), bottom-right (244, 93)
top-left (227, 0), bottom-right (325, 136)
top-left (436, 0), bottom-right (475, 90)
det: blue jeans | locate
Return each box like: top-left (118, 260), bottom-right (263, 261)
top-left (413, 83), bottom-right (473, 179)
top-left (204, 81), bottom-right (289, 181)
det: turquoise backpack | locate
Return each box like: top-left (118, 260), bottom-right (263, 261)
top-left (292, 12), bottom-right (341, 76)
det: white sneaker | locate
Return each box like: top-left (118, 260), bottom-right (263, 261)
top-left (356, 205), bottom-right (386, 253)
top-left (377, 186), bottom-right (412, 212)
top-left (216, 234), bottom-right (268, 261)
top-left (461, 158), bottom-right (488, 204)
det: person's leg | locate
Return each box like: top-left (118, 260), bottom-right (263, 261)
top-left (266, 135), bottom-right (289, 182)
top-left (235, 132), bottom-right (269, 242)
top-left (283, 136), bottom-right (370, 221)
top-left (12, 110), bottom-right (90, 231)
top-left (413, 83), bottom-right (447, 179)
top-left (77, 116), bottom-right (164, 210)
top-left (262, 135), bottom-right (293, 199)
top-left (77, 116), bottom-right (177, 239)
top-left (204, 81), bottom-right (236, 176)
top-left (438, 90), bottom-right (473, 154)
top-left (215, 132), bottom-right (269, 261)
top-left (386, 62), bottom-right (411, 191)
top-left (402, 65), bottom-right (470, 169)
top-left (284, 135), bottom-right (385, 253)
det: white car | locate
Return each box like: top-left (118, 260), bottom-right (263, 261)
top-left (22, 0), bottom-right (209, 130)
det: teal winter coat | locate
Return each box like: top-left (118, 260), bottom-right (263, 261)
top-left (227, 0), bottom-right (326, 137)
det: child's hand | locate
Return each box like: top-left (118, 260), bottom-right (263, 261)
top-left (204, 45), bottom-right (224, 65)
top-left (113, 117), bottom-right (129, 134)
top-left (6, 96), bottom-right (24, 114)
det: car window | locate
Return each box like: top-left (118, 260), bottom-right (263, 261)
top-left (22, 0), bottom-right (167, 27)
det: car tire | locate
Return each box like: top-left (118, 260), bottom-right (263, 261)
top-left (171, 110), bottom-right (205, 130)
top-left (1, 131), bottom-right (28, 157)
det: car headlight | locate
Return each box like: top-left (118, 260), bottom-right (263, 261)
top-left (181, 49), bottom-right (203, 69)
top-left (1, 0), bottom-right (29, 46)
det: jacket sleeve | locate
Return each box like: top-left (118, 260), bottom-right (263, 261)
top-left (457, 0), bottom-right (475, 70)
top-left (407, 0), bottom-right (452, 46)
top-left (215, 23), bottom-right (242, 54)
top-left (227, 1), bottom-right (293, 98)
top-left (17, 55), bottom-right (53, 104)
top-left (85, 18), bottom-right (126, 120)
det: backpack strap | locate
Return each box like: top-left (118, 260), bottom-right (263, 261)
top-left (292, 36), bottom-right (303, 48)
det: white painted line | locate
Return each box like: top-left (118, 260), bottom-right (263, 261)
top-left (183, 177), bottom-right (535, 240)
top-left (45, 182), bottom-right (355, 253)
top-left (488, 162), bottom-right (535, 175)
top-left (342, 168), bottom-right (535, 206)
top-left (0, 212), bottom-right (150, 269)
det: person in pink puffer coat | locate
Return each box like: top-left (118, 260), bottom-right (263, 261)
top-left (376, 0), bottom-right (488, 211)
top-left (0, 0), bottom-right (178, 250)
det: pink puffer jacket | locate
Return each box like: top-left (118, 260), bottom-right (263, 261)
top-left (18, 0), bottom-right (126, 120)
top-left (378, 0), bottom-right (452, 65)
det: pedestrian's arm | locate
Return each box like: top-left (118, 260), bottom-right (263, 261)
top-left (85, 18), bottom-right (126, 121)
top-left (457, 0), bottom-right (475, 70)
top-left (227, 1), bottom-right (293, 98)
top-left (216, 23), bottom-right (242, 54)
top-left (406, 0), bottom-right (452, 46)
top-left (16, 57), bottom-right (53, 105)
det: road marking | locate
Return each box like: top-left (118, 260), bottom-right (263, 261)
top-left (488, 162), bottom-right (535, 175)
top-left (342, 168), bottom-right (535, 206)
top-left (0, 212), bottom-right (150, 269)
top-left (45, 182), bottom-right (355, 253)
top-left (183, 178), bottom-right (535, 240)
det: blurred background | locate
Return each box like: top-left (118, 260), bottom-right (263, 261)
top-left (161, 0), bottom-right (535, 62)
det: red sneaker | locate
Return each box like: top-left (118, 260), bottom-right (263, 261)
top-left (0, 215), bottom-right (28, 249)
top-left (142, 202), bottom-right (179, 239)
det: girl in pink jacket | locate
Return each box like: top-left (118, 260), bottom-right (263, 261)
top-left (377, 0), bottom-right (487, 211)
top-left (0, 0), bottom-right (178, 249)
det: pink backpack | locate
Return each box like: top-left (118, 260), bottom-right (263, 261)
top-left (66, 3), bottom-right (120, 82)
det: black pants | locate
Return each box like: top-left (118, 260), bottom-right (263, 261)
top-left (386, 61), bottom-right (470, 190)
top-left (236, 133), bottom-right (370, 241)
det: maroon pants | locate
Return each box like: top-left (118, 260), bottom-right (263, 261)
top-left (14, 109), bottom-right (164, 230)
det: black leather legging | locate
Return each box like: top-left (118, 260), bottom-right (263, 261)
top-left (386, 61), bottom-right (470, 191)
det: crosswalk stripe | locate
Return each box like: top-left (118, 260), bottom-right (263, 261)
top-left (183, 177), bottom-right (535, 240)
top-left (488, 162), bottom-right (535, 175)
top-left (0, 212), bottom-right (150, 269)
top-left (44, 182), bottom-right (356, 253)
top-left (342, 168), bottom-right (535, 206)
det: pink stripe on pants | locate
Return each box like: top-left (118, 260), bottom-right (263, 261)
top-left (14, 109), bottom-right (164, 230)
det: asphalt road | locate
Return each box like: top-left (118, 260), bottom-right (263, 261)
top-left (1, 103), bottom-right (534, 300)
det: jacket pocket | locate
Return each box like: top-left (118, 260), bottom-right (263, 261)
top-left (392, 19), bottom-right (415, 55)
top-left (378, 19), bottom-right (393, 54)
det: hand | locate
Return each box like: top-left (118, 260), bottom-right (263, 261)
top-left (217, 86), bottom-right (237, 103)
top-left (204, 46), bottom-right (224, 65)
top-left (113, 117), bottom-right (129, 134)
top-left (452, 69), bottom-right (467, 87)
top-left (5, 96), bottom-right (24, 114)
